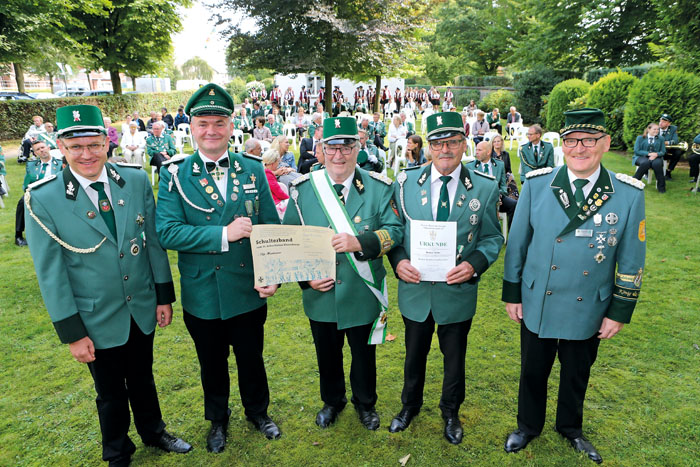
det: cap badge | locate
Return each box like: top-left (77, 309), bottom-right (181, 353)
top-left (209, 89), bottom-right (215, 96)
top-left (72, 111), bottom-right (81, 121)
top-left (335, 119), bottom-right (341, 128)
top-left (436, 116), bottom-right (443, 125)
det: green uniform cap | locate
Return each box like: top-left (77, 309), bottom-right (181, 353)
top-left (56, 105), bottom-right (107, 138)
top-left (185, 83), bottom-right (234, 117)
top-left (323, 117), bottom-right (359, 144)
top-left (660, 113), bottom-right (673, 122)
top-left (425, 112), bottom-right (465, 141)
top-left (560, 108), bottom-right (608, 136)
top-left (357, 149), bottom-right (368, 164)
top-left (694, 134), bottom-right (700, 145)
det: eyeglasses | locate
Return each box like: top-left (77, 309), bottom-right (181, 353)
top-left (562, 135), bottom-right (606, 148)
top-left (429, 139), bottom-right (462, 150)
top-left (324, 145), bottom-right (355, 155)
top-left (64, 142), bottom-right (105, 156)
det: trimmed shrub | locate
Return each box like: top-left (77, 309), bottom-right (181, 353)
top-left (545, 79), bottom-right (591, 133)
top-left (513, 68), bottom-right (579, 124)
top-left (584, 65), bottom-right (656, 84)
top-left (480, 89), bottom-right (516, 113)
top-left (454, 75), bottom-right (513, 87)
top-left (226, 77), bottom-right (248, 104)
top-left (0, 91), bottom-right (194, 140)
top-left (623, 68), bottom-right (700, 149)
top-left (587, 71), bottom-right (637, 148)
top-left (452, 89), bottom-right (481, 108)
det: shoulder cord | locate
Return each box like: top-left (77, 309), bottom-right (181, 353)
top-left (167, 164), bottom-right (215, 213)
top-left (396, 172), bottom-right (413, 222)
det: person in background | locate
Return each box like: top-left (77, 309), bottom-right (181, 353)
top-left (174, 105), bottom-right (190, 129)
top-left (486, 108), bottom-right (502, 136)
top-left (19, 115), bottom-right (46, 162)
top-left (262, 149), bottom-right (290, 219)
top-left (120, 122), bottom-right (146, 166)
top-left (161, 107), bottom-right (174, 129)
top-left (405, 135), bottom-right (427, 167)
top-left (254, 116), bottom-right (273, 143)
top-left (632, 122), bottom-right (666, 193)
top-left (103, 117), bottom-right (119, 158)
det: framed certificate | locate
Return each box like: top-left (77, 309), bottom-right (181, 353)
top-left (409, 220), bottom-right (457, 282)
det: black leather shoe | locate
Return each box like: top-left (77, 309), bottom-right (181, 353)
top-left (388, 407), bottom-right (419, 433)
top-left (145, 430), bottom-right (192, 454)
top-left (504, 429), bottom-right (537, 453)
top-left (658, 187), bottom-right (666, 193)
top-left (108, 458), bottom-right (130, 467)
top-left (206, 421), bottom-right (228, 453)
top-left (316, 404), bottom-right (343, 428)
top-left (557, 431), bottom-right (602, 464)
top-left (443, 415), bottom-right (463, 444)
top-left (665, 172), bottom-right (672, 180)
top-left (356, 407), bottom-right (380, 431)
top-left (15, 237), bottom-right (27, 247)
top-left (247, 414), bottom-right (281, 440)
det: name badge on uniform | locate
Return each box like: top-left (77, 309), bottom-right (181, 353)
top-left (575, 229), bottom-right (593, 237)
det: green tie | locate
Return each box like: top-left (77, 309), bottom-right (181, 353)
top-left (333, 183), bottom-right (345, 205)
top-left (39, 162), bottom-right (47, 180)
top-left (437, 175), bottom-right (451, 221)
top-left (573, 178), bottom-right (589, 208)
top-left (90, 182), bottom-right (117, 239)
top-left (534, 145), bottom-right (539, 159)
top-left (482, 163), bottom-right (490, 176)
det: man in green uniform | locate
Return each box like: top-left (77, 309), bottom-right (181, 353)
top-left (235, 107), bottom-right (254, 134)
top-left (283, 117), bottom-right (403, 431)
top-left (25, 104), bottom-right (191, 467)
top-left (37, 121), bottom-right (58, 149)
top-left (15, 139), bottom-right (63, 246)
top-left (370, 112), bottom-right (388, 151)
top-left (502, 109), bottom-right (646, 464)
top-left (156, 84), bottom-right (282, 453)
top-left (467, 140), bottom-right (517, 227)
top-left (386, 112), bottom-right (503, 444)
top-left (658, 113), bottom-right (680, 180)
top-left (357, 128), bottom-right (384, 173)
top-left (146, 121), bottom-right (176, 177)
top-left (265, 113), bottom-right (283, 137)
top-left (519, 124), bottom-right (554, 182)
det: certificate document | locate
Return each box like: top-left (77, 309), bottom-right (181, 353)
top-left (410, 220), bottom-right (457, 282)
top-left (251, 224), bottom-right (336, 286)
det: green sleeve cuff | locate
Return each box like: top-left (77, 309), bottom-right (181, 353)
top-left (606, 297), bottom-right (636, 324)
top-left (502, 280), bottom-right (522, 303)
top-left (155, 281), bottom-right (176, 305)
top-left (53, 314), bottom-right (88, 344)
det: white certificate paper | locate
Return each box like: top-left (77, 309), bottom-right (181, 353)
top-left (410, 220), bottom-right (457, 282)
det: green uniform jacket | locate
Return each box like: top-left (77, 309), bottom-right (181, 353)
top-left (633, 136), bottom-right (666, 165)
top-left (370, 121), bottom-right (386, 138)
top-left (36, 132), bottom-right (58, 149)
top-left (659, 125), bottom-right (678, 146)
top-left (520, 141), bottom-right (554, 182)
top-left (156, 151), bottom-right (279, 320)
top-left (502, 166), bottom-right (646, 340)
top-left (251, 108), bottom-right (265, 120)
top-left (0, 145), bottom-right (7, 176)
top-left (25, 163), bottom-right (175, 349)
top-left (235, 115), bottom-right (253, 131)
top-left (282, 168), bottom-right (403, 329)
top-left (358, 144), bottom-right (384, 173)
top-left (467, 159), bottom-right (507, 198)
top-left (266, 121), bottom-right (284, 137)
top-left (388, 164), bottom-right (504, 324)
top-left (146, 134), bottom-right (176, 163)
top-left (23, 157), bottom-right (63, 190)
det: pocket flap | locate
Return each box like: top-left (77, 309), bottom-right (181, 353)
top-left (178, 261), bottom-right (199, 277)
top-left (74, 296), bottom-right (95, 312)
top-left (599, 284), bottom-right (613, 301)
top-left (522, 268), bottom-right (536, 288)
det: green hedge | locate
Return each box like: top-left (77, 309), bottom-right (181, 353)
top-left (584, 65), bottom-right (656, 84)
top-left (454, 75), bottom-right (513, 87)
top-left (452, 89), bottom-right (481, 108)
top-left (480, 89), bottom-right (516, 113)
top-left (513, 68), bottom-right (579, 124)
top-left (226, 77), bottom-right (248, 104)
top-left (545, 79), bottom-right (591, 133)
top-left (622, 68), bottom-right (700, 148)
top-left (587, 71), bottom-right (638, 149)
top-left (0, 91), bottom-right (194, 140)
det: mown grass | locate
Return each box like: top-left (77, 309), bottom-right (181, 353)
top-left (0, 127), bottom-right (698, 466)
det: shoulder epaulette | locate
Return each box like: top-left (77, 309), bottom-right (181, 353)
top-left (291, 173), bottom-right (310, 186)
top-left (26, 174), bottom-right (57, 190)
top-left (473, 170), bottom-right (495, 180)
top-left (525, 167), bottom-right (553, 179)
top-left (615, 172), bottom-right (645, 190)
top-left (162, 157), bottom-right (185, 166)
top-left (403, 165), bottom-right (421, 171)
top-left (242, 153), bottom-right (262, 162)
top-left (368, 171), bottom-right (393, 185)
top-left (114, 162), bottom-right (142, 169)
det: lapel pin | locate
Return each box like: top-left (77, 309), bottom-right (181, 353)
top-left (87, 211), bottom-right (96, 219)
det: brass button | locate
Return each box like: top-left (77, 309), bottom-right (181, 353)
top-left (337, 279), bottom-right (342, 284)
top-left (583, 271), bottom-right (589, 276)
top-left (123, 275), bottom-right (128, 281)
top-left (556, 238), bottom-right (562, 243)
top-left (336, 261), bottom-right (340, 266)
top-left (215, 266), bottom-right (220, 270)
top-left (206, 215), bottom-right (211, 221)
top-left (431, 281), bottom-right (436, 285)
top-left (546, 290), bottom-right (552, 295)
top-left (551, 265), bottom-right (557, 270)
top-left (126, 296), bottom-right (132, 301)
top-left (240, 263), bottom-right (245, 267)
top-left (589, 243), bottom-right (594, 248)
top-left (577, 297), bottom-right (583, 301)
top-left (119, 253), bottom-right (124, 258)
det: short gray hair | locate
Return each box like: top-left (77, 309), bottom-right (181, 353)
top-left (152, 121), bottom-right (166, 130)
top-left (245, 138), bottom-right (261, 153)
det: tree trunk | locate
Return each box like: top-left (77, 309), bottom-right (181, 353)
top-left (131, 76), bottom-right (136, 91)
top-left (13, 63), bottom-right (25, 93)
top-left (86, 70), bottom-right (93, 90)
top-left (325, 73), bottom-right (333, 115)
top-left (109, 70), bottom-right (123, 94)
top-left (374, 75), bottom-right (381, 113)
top-left (48, 73), bottom-right (54, 93)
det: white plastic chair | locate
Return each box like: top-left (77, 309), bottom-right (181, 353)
top-left (137, 131), bottom-right (149, 166)
top-left (172, 130), bottom-right (186, 154)
top-left (284, 108), bottom-right (292, 122)
top-left (508, 122), bottom-right (523, 149)
top-left (542, 131), bottom-right (561, 147)
top-left (49, 149), bottom-right (62, 159)
top-left (259, 140), bottom-right (271, 153)
top-left (283, 124), bottom-right (297, 149)
top-left (378, 149), bottom-right (388, 176)
top-left (392, 138), bottom-right (408, 174)
top-left (178, 123), bottom-right (196, 150)
top-left (553, 146), bottom-right (565, 166)
top-left (646, 160), bottom-right (668, 187)
top-left (483, 130), bottom-right (499, 142)
top-left (499, 212), bottom-right (508, 243)
top-left (231, 129), bottom-right (245, 153)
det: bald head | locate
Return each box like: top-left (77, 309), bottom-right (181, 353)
top-left (476, 141), bottom-right (492, 162)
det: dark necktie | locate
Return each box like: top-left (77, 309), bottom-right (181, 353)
top-left (573, 178), bottom-right (589, 208)
top-left (39, 162), bottom-right (47, 180)
top-left (333, 184), bottom-right (345, 205)
top-left (533, 145), bottom-right (539, 159)
top-left (482, 163), bottom-right (490, 176)
top-left (437, 175), bottom-right (451, 221)
top-left (90, 182), bottom-right (117, 239)
top-left (205, 158), bottom-right (229, 181)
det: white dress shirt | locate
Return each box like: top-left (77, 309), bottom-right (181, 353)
top-left (201, 151), bottom-right (231, 252)
top-left (567, 165), bottom-right (601, 199)
top-left (71, 166), bottom-right (113, 209)
top-left (430, 164), bottom-right (460, 220)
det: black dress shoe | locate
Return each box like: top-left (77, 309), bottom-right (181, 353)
top-left (388, 407), bottom-right (419, 433)
top-left (145, 430), bottom-right (193, 454)
top-left (658, 187), bottom-right (666, 193)
top-left (108, 458), bottom-right (130, 467)
top-left (665, 172), bottom-right (672, 180)
top-left (557, 431), bottom-right (602, 464)
top-left (504, 429), bottom-right (537, 453)
top-left (316, 404), bottom-right (343, 428)
top-left (206, 421), bottom-right (228, 453)
top-left (443, 415), bottom-right (463, 444)
top-left (356, 407), bottom-right (380, 431)
top-left (15, 237), bottom-right (27, 247)
top-left (247, 414), bottom-right (281, 439)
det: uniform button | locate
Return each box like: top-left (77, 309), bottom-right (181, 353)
top-left (556, 238), bottom-right (562, 243)
top-left (336, 261), bottom-right (340, 266)
top-left (337, 279), bottom-right (342, 285)
top-left (589, 243), bottom-right (594, 248)
top-left (551, 265), bottom-right (557, 270)
top-left (126, 296), bottom-right (132, 301)
top-left (431, 281), bottom-right (436, 285)
top-left (583, 271), bottom-right (589, 276)
top-left (119, 253), bottom-right (124, 258)
top-left (546, 290), bottom-right (552, 295)
top-left (215, 265), bottom-right (220, 270)
top-left (577, 297), bottom-right (583, 301)
top-left (206, 216), bottom-right (211, 221)
top-left (239, 240), bottom-right (243, 244)
top-left (240, 263), bottom-right (245, 267)
top-left (123, 275), bottom-right (128, 281)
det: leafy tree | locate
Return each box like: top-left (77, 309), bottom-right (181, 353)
top-left (586, 71), bottom-right (637, 148)
top-left (652, 0), bottom-right (700, 72)
top-left (181, 56), bottom-right (215, 81)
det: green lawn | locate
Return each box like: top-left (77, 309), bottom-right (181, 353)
top-left (0, 133), bottom-right (698, 466)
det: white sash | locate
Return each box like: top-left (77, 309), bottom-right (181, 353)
top-left (309, 169), bottom-right (388, 344)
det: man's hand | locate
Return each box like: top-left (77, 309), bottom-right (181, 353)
top-left (309, 277), bottom-right (335, 292)
top-left (227, 216), bottom-right (253, 242)
top-left (505, 303), bottom-right (523, 323)
top-left (255, 284), bottom-right (279, 298)
top-left (331, 233), bottom-right (361, 253)
top-left (396, 259), bottom-right (421, 283)
top-left (598, 317), bottom-right (624, 339)
top-left (69, 336), bottom-right (96, 363)
top-left (156, 304), bottom-right (173, 328)
top-left (446, 261), bottom-right (475, 284)
top-left (664, 141), bottom-right (669, 146)
top-left (649, 152), bottom-right (658, 160)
